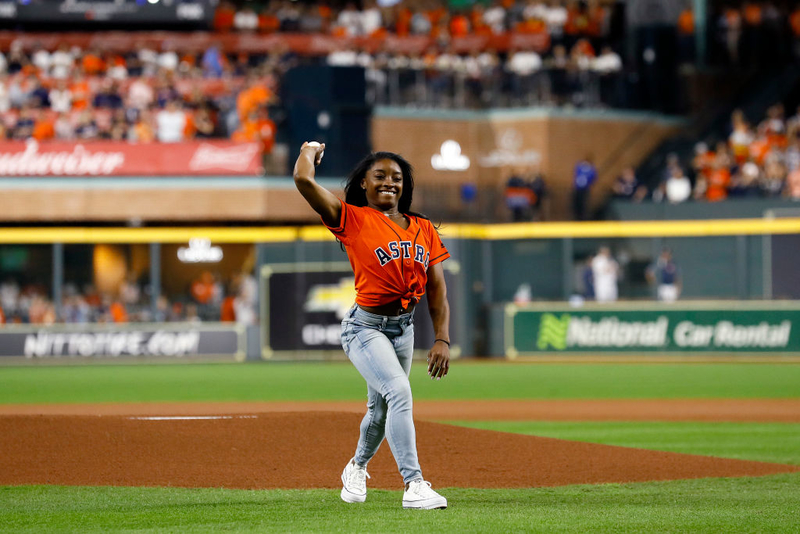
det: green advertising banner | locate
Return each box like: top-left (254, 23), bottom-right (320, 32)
top-left (506, 302), bottom-right (800, 356)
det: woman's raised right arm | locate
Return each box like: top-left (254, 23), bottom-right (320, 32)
top-left (293, 142), bottom-right (342, 228)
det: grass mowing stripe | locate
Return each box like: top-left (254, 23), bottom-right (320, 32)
top-left (2, 475), bottom-right (800, 533)
top-left (448, 421), bottom-right (800, 465)
top-left (2, 362), bottom-right (800, 404)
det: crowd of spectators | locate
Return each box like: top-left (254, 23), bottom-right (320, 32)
top-left (612, 103), bottom-right (800, 204)
top-left (0, 270), bottom-right (257, 326)
top-left (0, 41), bottom-right (284, 148)
top-left (0, 1), bottom-right (628, 141)
top-left (215, 0), bottom-right (616, 47)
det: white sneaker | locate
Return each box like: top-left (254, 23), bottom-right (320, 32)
top-left (340, 458), bottom-right (370, 503)
top-left (402, 480), bottom-right (447, 509)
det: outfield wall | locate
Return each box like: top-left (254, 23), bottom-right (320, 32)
top-left (1, 218), bottom-right (799, 359)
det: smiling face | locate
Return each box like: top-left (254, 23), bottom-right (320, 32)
top-left (361, 158), bottom-right (404, 212)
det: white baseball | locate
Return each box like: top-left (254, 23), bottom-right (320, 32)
top-left (307, 141), bottom-right (322, 148)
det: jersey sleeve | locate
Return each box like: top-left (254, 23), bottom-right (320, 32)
top-left (425, 220), bottom-right (450, 267)
top-left (321, 200), bottom-right (363, 245)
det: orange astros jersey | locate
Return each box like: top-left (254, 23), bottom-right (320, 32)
top-left (323, 201), bottom-right (450, 309)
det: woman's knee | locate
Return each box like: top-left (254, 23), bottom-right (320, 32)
top-left (384, 377), bottom-right (413, 408)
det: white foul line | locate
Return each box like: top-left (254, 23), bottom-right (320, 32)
top-left (128, 415), bottom-right (258, 421)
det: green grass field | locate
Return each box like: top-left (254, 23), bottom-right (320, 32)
top-left (3, 362), bottom-right (800, 404)
top-left (2, 362), bottom-right (800, 533)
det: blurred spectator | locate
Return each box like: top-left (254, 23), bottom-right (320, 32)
top-left (92, 79), bottom-right (123, 109)
top-left (0, 74), bottom-right (9, 113)
top-left (156, 100), bottom-right (187, 143)
top-left (504, 172), bottom-right (535, 222)
top-left (728, 160), bottom-right (761, 197)
top-left (761, 158), bottom-right (786, 197)
top-left (49, 79), bottom-right (72, 113)
top-left (236, 76), bottom-right (272, 123)
top-left (646, 248), bottom-right (681, 302)
top-left (201, 45), bottom-right (225, 78)
top-left (130, 109), bottom-right (156, 143)
top-left (663, 166), bottom-right (692, 204)
top-left (581, 253), bottom-right (595, 300)
top-left (677, 5), bottom-right (695, 64)
top-left (572, 154), bottom-right (597, 220)
top-left (213, 0), bottom-right (237, 32)
top-left (611, 166), bottom-right (646, 202)
top-left (506, 47), bottom-right (543, 104)
top-left (128, 77), bottom-right (154, 110)
top-left (26, 76), bottom-right (50, 108)
top-left (234, 6), bottom-right (259, 32)
top-left (158, 44), bottom-right (179, 73)
top-left (54, 112), bottom-right (75, 140)
top-left (191, 271), bottom-right (217, 306)
top-left (50, 44), bottom-right (74, 79)
top-left (233, 107), bottom-right (276, 153)
top-left (31, 109), bottom-right (55, 141)
top-left (11, 105), bottom-right (35, 139)
top-left (593, 46), bottom-right (622, 73)
top-left (233, 270), bottom-right (257, 325)
top-left (109, 300), bottom-right (128, 323)
top-left (74, 109), bottom-right (99, 139)
top-left (591, 246), bottom-right (618, 302)
top-left (185, 303), bottom-right (202, 324)
top-left (193, 107), bottom-right (217, 138)
top-left (787, 166), bottom-right (800, 200)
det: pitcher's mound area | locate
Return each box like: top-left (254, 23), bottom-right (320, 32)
top-left (1, 412), bottom-right (796, 489)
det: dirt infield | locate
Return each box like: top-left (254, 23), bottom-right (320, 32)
top-left (3, 399), bottom-right (800, 422)
top-left (1, 402), bottom-right (798, 490)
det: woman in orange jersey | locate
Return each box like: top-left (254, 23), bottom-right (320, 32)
top-left (293, 143), bottom-right (450, 511)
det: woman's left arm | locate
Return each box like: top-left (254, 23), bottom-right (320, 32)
top-left (426, 261), bottom-right (450, 380)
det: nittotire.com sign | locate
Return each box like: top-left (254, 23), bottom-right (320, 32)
top-left (0, 324), bottom-right (244, 360)
top-left (506, 303), bottom-right (800, 356)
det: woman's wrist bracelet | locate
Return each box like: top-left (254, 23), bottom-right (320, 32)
top-left (435, 339), bottom-right (451, 346)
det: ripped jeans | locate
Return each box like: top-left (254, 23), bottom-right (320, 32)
top-left (341, 304), bottom-right (422, 484)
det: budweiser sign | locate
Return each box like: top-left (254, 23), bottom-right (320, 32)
top-left (0, 140), bottom-right (262, 176)
top-left (0, 140), bottom-right (125, 176)
top-left (189, 143), bottom-right (262, 172)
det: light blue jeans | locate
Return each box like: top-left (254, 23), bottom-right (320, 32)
top-left (341, 304), bottom-right (422, 484)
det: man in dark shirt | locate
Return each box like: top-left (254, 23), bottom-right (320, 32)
top-left (646, 248), bottom-right (682, 302)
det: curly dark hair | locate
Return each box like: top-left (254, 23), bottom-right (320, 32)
top-left (344, 151), bottom-right (415, 214)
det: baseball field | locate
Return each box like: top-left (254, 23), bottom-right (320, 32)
top-left (2, 361), bottom-right (800, 532)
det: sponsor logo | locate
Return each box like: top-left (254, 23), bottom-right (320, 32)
top-left (303, 278), bottom-right (356, 320)
top-left (23, 330), bottom-right (201, 358)
top-left (479, 128), bottom-right (541, 168)
top-left (0, 140), bottom-right (125, 176)
top-left (431, 140), bottom-right (470, 171)
top-left (188, 143), bottom-right (261, 172)
top-left (535, 313), bottom-right (793, 350)
top-left (301, 324), bottom-right (342, 346)
top-left (537, 313), bottom-right (669, 349)
top-left (177, 238), bottom-right (223, 263)
top-left (674, 320), bottom-right (791, 348)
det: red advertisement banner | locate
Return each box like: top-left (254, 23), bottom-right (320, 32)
top-left (0, 31), bottom-right (550, 55)
top-left (0, 140), bottom-right (263, 176)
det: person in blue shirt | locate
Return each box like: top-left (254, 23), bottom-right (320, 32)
top-left (646, 248), bottom-right (682, 302)
top-left (572, 155), bottom-right (597, 220)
